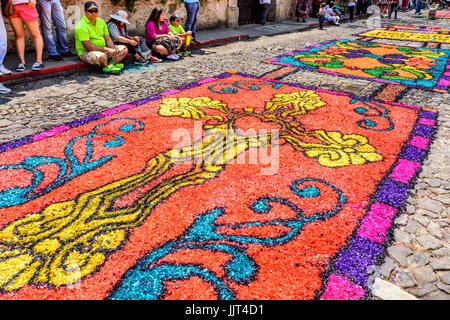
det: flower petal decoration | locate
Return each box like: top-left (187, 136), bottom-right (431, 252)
top-left (301, 130), bottom-right (384, 168)
top-left (158, 97), bottom-right (230, 121)
top-left (265, 90), bottom-right (327, 118)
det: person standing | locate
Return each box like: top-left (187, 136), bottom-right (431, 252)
top-left (415, 0), bottom-right (426, 14)
top-left (8, 0), bottom-right (45, 71)
top-left (356, 0), bottom-right (368, 14)
top-left (184, 0), bottom-right (200, 43)
top-left (348, 0), bottom-right (356, 21)
top-left (318, 2), bottom-right (326, 29)
top-left (0, 5), bottom-right (12, 94)
top-left (37, 0), bottom-right (75, 62)
top-left (259, 0), bottom-right (270, 25)
top-left (387, 0), bottom-right (399, 18)
top-left (296, 0), bottom-right (309, 22)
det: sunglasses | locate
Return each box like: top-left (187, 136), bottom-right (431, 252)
top-left (87, 9), bottom-right (98, 13)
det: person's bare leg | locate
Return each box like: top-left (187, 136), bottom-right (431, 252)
top-left (113, 47), bottom-right (128, 64)
top-left (24, 19), bottom-right (43, 63)
top-left (152, 44), bottom-right (169, 57)
top-left (98, 54), bottom-right (107, 67)
top-left (9, 18), bottom-right (26, 64)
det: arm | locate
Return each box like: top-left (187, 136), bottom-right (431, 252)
top-left (117, 35), bottom-right (138, 46)
top-left (81, 40), bottom-right (116, 55)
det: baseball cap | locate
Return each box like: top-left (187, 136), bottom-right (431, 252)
top-left (170, 14), bottom-right (182, 22)
top-left (84, 1), bottom-right (98, 11)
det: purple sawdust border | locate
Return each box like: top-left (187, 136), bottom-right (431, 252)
top-left (353, 28), bottom-right (450, 43)
top-left (0, 72), bottom-right (439, 300)
top-left (263, 38), bottom-right (450, 93)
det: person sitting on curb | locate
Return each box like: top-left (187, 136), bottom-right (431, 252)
top-left (107, 9), bottom-right (161, 65)
top-left (74, 1), bottom-right (128, 74)
top-left (36, 0), bottom-right (75, 62)
top-left (168, 14), bottom-right (192, 56)
top-left (324, 2), bottom-right (340, 25)
top-left (145, 8), bottom-right (181, 61)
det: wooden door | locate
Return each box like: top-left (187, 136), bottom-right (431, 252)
top-left (238, 0), bottom-right (259, 24)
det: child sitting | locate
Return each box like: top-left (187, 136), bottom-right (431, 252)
top-left (168, 15), bottom-right (193, 56)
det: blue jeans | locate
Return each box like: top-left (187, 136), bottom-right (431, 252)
top-left (0, 14), bottom-right (7, 66)
top-left (37, 0), bottom-right (69, 56)
top-left (184, 1), bottom-right (200, 39)
top-left (388, 3), bottom-right (398, 18)
top-left (415, 0), bottom-right (425, 13)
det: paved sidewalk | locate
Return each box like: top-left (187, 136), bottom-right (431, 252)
top-left (0, 14), bottom-right (369, 86)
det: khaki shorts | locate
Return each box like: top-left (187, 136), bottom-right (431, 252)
top-left (79, 45), bottom-right (127, 66)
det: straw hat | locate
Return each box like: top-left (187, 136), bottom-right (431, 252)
top-left (110, 10), bottom-right (131, 24)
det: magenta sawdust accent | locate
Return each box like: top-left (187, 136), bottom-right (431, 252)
top-left (100, 104), bottom-right (136, 116)
top-left (31, 125), bottom-right (71, 141)
top-left (320, 273), bottom-right (366, 300)
top-left (356, 202), bottom-right (397, 243)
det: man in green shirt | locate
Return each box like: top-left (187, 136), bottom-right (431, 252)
top-left (74, 1), bottom-right (128, 73)
top-left (169, 15), bottom-right (192, 55)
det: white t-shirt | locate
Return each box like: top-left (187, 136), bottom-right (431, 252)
top-left (260, 0), bottom-right (271, 4)
top-left (348, 1), bottom-right (356, 6)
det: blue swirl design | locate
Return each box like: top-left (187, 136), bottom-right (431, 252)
top-left (350, 99), bottom-right (394, 131)
top-left (109, 178), bottom-right (347, 300)
top-left (0, 117), bottom-right (144, 208)
top-left (208, 80), bottom-right (283, 94)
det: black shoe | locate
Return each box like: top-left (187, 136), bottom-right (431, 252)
top-left (61, 50), bottom-right (76, 57)
top-left (191, 38), bottom-right (201, 44)
top-left (48, 54), bottom-right (63, 62)
top-left (31, 62), bottom-right (44, 71)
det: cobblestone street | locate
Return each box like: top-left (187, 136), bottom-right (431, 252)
top-left (0, 8), bottom-right (448, 300)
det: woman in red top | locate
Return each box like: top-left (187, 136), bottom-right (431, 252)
top-left (145, 8), bottom-right (181, 60)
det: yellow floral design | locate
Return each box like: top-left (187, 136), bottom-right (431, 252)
top-left (265, 90), bottom-right (327, 118)
top-left (159, 97), bottom-right (231, 121)
top-left (301, 130), bottom-right (384, 167)
top-left (283, 130), bottom-right (383, 167)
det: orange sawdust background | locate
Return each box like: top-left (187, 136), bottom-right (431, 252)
top-left (0, 75), bottom-right (420, 299)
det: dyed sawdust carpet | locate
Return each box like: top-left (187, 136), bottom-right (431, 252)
top-left (264, 39), bottom-right (450, 92)
top-left (354, 29), bottom-right (450, 44)
top-left (0, 72), bottom-right (438, 300)
top-left (418, 10), bottom-right (450, 18)
top-left (379, 25), bottom-right (450, 33)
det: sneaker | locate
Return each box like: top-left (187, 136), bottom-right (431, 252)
top-left (139, 51), bottom-right (152, 60)
top-left (114, 63), bottom-right (124, 70)
top-left (60, 50), bottom-right (76, 57)
top-left (134, 56), bottom-right (149, 65)
top-left (0, 65), bottom-right (12, 75)
top-left (166, 54), bottom-right (180, 60)
top-left (149, 56), bottom-right (162, 63)
top-left (191, 38), bottom-right (200, 44)
top-left (102, 64), bottom-right (121, 74)
top-left (48, 54), bottom-right (63, 62)
top-left (16, 63), bottom-right (26, 72)
top-left (0, 83), bottom-right (11, 94)
top-left (31, 62), bottom-right (44, 71)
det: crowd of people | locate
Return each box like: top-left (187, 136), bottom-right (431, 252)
top-left (0, 0), bottom-right (200, 91)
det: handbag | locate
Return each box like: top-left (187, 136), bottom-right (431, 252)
top-left (1, 0), bottom-right (15, 18)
